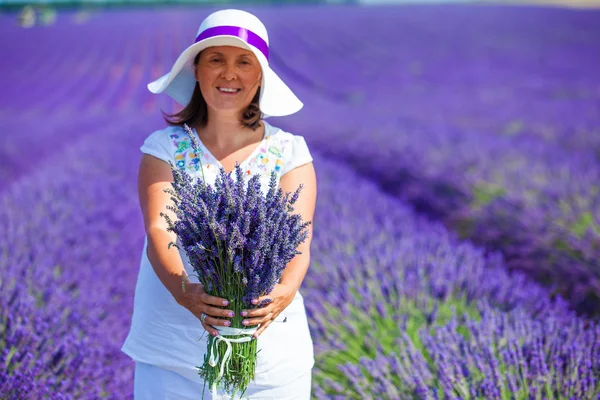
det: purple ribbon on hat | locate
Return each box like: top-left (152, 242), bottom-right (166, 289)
top-left (195, 26), bottom-right (269, 60)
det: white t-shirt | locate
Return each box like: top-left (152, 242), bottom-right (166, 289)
top-left (121, 121), bottom-right (315, 388)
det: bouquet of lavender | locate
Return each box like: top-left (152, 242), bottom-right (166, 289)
top-left (160, 124), bottom-right (310, 397)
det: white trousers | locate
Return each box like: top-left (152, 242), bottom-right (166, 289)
top-left (133, 362), bottom-right (312, 400)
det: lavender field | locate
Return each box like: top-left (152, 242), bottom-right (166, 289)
top-left (1, 4), bottom-right (600, 399)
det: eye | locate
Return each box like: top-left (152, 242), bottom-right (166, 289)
top-left (210, 58), bottom-right (222, 64)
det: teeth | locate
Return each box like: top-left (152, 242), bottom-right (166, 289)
top-left (219, 88), bottom-right (239, 93)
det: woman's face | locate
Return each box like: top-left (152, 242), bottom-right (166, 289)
top-left (195, 45), bottom-right (262, 115)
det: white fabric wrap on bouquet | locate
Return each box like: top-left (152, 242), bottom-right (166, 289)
top-left (208, 326), bottom-right (259, 398)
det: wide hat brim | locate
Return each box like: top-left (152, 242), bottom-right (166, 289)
top-left (147, 36), bottom-right (303, 117)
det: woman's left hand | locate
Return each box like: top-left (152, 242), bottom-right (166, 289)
top-left (240, 283), bottom-right (297, 338)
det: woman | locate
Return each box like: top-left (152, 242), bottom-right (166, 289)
top-left (121, 9), bottom-right (317, 400)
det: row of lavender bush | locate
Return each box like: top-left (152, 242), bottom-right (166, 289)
top-left (0, 10), bottom-right (181, 191)
top-left (305, 160), bottom-right (599, 399)
top-left (266, 5), bottom-right (600, 314)
top-left (0, 116), bottom-right (157, 398)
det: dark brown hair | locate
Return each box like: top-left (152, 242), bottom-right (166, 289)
top-left (162, 52), bottom-right (262, 130)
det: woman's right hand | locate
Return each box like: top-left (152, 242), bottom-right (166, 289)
top-left (175, 281), bottom-right (234, 336)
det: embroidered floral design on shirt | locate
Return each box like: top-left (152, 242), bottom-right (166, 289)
top-left (169, 132), bottom-right (203, 172)
top-left (167, 126), bottom-right (294, 181)
top-left (246, 139), bottom-right (286, 178)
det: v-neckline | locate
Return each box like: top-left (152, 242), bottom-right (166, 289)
top-left (191, 122), bottom-right (271, 174)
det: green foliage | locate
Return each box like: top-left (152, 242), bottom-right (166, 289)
top-left (569, 211), bottom-right (599, 238)
top-left (471, 182), bottom-right (507, 209)
top-left (314, 294), bottom-right (480, 398)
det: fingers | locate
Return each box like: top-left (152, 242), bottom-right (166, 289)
top-left (253, 296), bottom-right (273, 308)
top-left (195, 305), bottom-right (234, 327)
top-left (203, 305), bottom-right (235, 320)
top-left (241, 312), bottom-right (274, 328)
top-left (252, 318), bottom-right (273, 338)
top-left (241, 305), bottom-right (273, 318)
top-left (184, 283), bottom-right (230, 306)
top-left (201, 314), bottom-right (232, 328)
top-left (200, 291), bottom-right (230, 307)
top-left (201, 321), bottom-right (219, 337)
top-left (179, 283), bottom-right (233, 326)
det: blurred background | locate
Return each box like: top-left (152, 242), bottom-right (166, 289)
top-left (1, 0), bottom-right (600, 398)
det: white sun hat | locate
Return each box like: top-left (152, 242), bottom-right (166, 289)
top-left (147, 9), bottom-right (303, 117)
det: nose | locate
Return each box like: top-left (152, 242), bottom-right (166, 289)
top-left (221, 61), bottom-right (237, 81)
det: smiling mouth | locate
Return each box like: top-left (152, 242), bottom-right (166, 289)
top-left (217, 87), bottom-right (241, 94)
